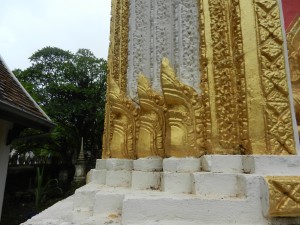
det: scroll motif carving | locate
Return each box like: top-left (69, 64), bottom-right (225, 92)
top-left (107, 77), bottom-right (138, 159)
top-left (287, 15), bottom-right (300, 136)
top-left (136, 75), bottom-right (166, 158)
top-left (254, 0), bottom-right (296, 155)
top-left (161, 58), bottom-right (205, 157)
top-left (265, 176), bottom-right (300, 217)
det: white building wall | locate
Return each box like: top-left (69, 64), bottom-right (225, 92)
top-left (127, 0), bottom-right (201, 99)
top-left (0, 119), bottom-right (13, 221)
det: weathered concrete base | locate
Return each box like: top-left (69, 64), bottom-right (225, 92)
top-left (22, 156), bottom-right (300, 225)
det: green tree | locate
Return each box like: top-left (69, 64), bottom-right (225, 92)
top-left (13, 47), bottom-right (107, 164)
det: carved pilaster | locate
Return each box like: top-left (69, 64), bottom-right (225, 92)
top-left (136, 75), bottom-right (166, 158)
top-left (208, 0), bottom-right (246, 153)
top-left (254, 0), bottom-right (297, 155)
top-left (106, 77), bottom-right (138, 159)
top-left (103, 0), bottom-right (130, 158)
top-left (198, 0), bottom-right (212, 153)
top-left (161, 58), bottom-right (205, 157)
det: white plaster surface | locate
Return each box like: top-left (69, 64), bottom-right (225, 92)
top-left (132, 171), bottom-right (161, 190)
top-left (193, 173), bottom-right (245, 199)
top-left (95, 159), bottom-right (107, 170)
top-left (93, 192), bottom-right (124, 215)
top-left (260, 177), bottom-right (270, 217)
top-left (73, 184), bottom-right (102, 211)
top-left (106, 159), bottom-right (133, 171)
top-left (161, 172), bottom-right (192, 193)
top-left (22, 196), bottom-right (74, 225)
top-left (163, 157), bottom-right (201, 172)
top-left (201, 155), bottom-right (244, 173)
top-left (22, 177), bottom-right (300, 225)
top-left (243, 155), bottom-right (300, 175)
top-left (89, 169), bottom-right (106, 185)
top-left (133, 158), bottom-right (163, 172)
top-left (122, 193), bottom-right (263, 225)
top-left (106, 170), bottom-right (132, 187)
top-left (127, 0), bottom-right (201, 100)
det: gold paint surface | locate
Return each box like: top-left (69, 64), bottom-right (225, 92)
top-left (102, 0), bottom-right (298, 158)
top-left (107, 77), bottom-right (138, 159)
top-left (136, 75), bottom-right (165, 158)
top-left (254, 0), bottom-right (296, 155)
top-left (198, 0), bottom-right (212, 153)
top-left (208, 0), bottom-right (239, 153)
top-left (287, 15), bottom-right (300, 137)
top-left (161, 58), bottom-right (205, 157)
top-left (102, 0), bottom-right (130, 159)
top-left (265, 176), bottom-right (300, 217)
top-left (207, 0), bottom-right (250, 154)
top-left (239, 0), bottom-right (268, 153)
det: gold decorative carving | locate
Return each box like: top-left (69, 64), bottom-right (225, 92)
top-left (287, 15), bottom-right (300, 136)
top-left (208, 0), bottom-right (249, 154)
top-left (103, 0), bottom-right (130, 158)
top-left (136, 75), bottom-right (166, 158)
top-left (254, 0), bottom-right (297, 155)
top-left (102, 0), bottom-right (298, 159)
top-left (161, 58), bottom-right (205, 157)
top-left (106, 77), bottom-right (138, 159)
top-left (265, 176), bottom-right (300, 217)
top-left (198, 0), bottom-right (212, 153)
top-left (230, 0), bottom-right (251, 154)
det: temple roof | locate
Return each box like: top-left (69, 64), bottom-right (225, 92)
top-left (0, 55), bottom-right (54, 131)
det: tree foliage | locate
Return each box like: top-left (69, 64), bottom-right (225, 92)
top-left (13, 47), bottom-right (107, 164)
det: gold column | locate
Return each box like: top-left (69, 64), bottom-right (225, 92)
top-left (202, 0), bottom-right (220, 153)
top-left (102, 0), bottom-right (135, 159)
top-left (252, 0), bottom-right (296, 155)
top-left (203, 0), bottom-right (250, 154)
top-left (198, 0), bottom-right (212, 153)
top-left (239, 0), bottom-right (267, 153)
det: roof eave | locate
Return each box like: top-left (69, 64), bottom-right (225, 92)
top-left (0, 100), bottom-right (55, 132)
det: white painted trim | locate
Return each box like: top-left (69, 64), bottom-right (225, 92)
top-left (0, 119), bottom-right (13, 222)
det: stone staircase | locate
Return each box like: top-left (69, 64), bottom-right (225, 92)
top-left (23, 156), bottom-right (300, 225)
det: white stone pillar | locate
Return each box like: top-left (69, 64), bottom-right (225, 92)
top-left (150, 0), bottom-right (174, 92)
top-left (127, 0), bottom-right (201, 99)
top-left (173, 0), bottom-right (201, 93)
top-left (127, 0), bottom-right (152, 100)
top-left (0, 120), bottom-right (12, 221)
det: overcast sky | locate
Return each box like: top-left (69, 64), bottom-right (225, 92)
top-left (0, 0), bottom-right (111, 70)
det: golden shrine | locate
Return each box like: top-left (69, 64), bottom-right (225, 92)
top-left (102, 0), bottom-right (299, 159)
top-left (20, 1), bottom-right (300, 224)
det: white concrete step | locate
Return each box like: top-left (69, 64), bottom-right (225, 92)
top-left (121, 175), bottom-right (265, 225)
top-left (22, 179), bottom-right (300, 225)
top-left (122, 195), bottom-right (260, 225)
